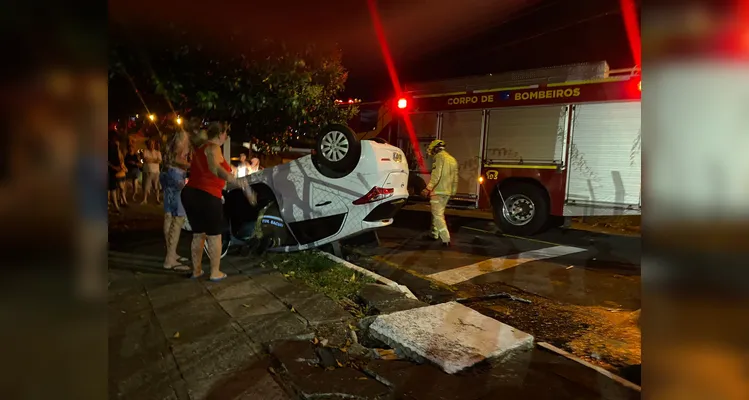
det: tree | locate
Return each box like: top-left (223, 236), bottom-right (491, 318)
top-left (109, 24), bottom-right (358, 154)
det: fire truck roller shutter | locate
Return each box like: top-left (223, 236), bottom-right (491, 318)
top-left (484, 105), bottom-right (568, 164)
top-left (564, 101), bottom-right (641, 210)
top-left (440, 110), bottom-right (483, 197)
top-left (492, 179), bottom-right (550, 236)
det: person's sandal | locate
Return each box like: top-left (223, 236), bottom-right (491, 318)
top-left (191, 271), bottom-right (205, 279)
top-left (164, 263), bottom-right (191, 272)
top-left (209, 273), bottom-right (228, 282)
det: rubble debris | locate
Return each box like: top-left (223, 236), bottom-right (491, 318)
top-left (456, 292), bottom-right (532, 304)
top-left (374, 349), bottom-right (401, 361)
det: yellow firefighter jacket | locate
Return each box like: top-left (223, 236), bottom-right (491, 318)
top-left (426, 150), bottom-right (459, 196)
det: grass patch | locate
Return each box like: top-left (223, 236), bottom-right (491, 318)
top-left (261, 251), bottom-right (375, 303)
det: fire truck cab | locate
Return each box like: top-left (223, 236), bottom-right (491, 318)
top-left (348, 61), bottom-right (641, 235)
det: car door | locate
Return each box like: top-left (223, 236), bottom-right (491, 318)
top-left (285, 181), bottom-right (350, 245)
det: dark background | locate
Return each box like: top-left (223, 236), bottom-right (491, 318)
top-left (109, 0), bottom-right (640, 114)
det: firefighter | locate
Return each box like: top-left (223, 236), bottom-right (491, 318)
top-left (420, 139), bottom-right (458, 246)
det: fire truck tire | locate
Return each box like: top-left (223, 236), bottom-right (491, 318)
top-left (314, 124), bottom-right (361, 175)
top-left (492, 182), bottom-right (549, 236)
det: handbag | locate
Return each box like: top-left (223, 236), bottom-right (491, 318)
top-left (115, 163), bottom-right (127, 179)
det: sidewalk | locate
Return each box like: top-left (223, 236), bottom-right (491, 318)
top-left (109, 248), bottom-right (639, 400)
top-left (110, 249), bottom-right (368, 399)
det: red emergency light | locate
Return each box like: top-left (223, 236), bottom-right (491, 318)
top-left (397, 98), bottom-right (408, 109)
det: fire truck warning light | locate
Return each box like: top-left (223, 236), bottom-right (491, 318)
top-left (397, 98), bottom-right (408, 109)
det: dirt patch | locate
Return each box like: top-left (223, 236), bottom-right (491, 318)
top-left (459, 284), bottom-right (640, 379)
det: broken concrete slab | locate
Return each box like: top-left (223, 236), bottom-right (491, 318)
top-left (270, 341), bottom-right (389, 400)
top-left (186, 358), bottom-right (291, 400)
top-left (356, 316), bottom-right (388, 348)
top-left (292, 293), bottom-right (353, 326)
top-left (359, 283), bottom-right (428, 314)
top-left (279, 359), bottom-right (389, 399)
top-left (369, 301), bottom-right (534, 374)
top-left (360, 283), bottom-right (406, 305)
top-left (313, 321), bottom-right (355, 349)
top-left (237, 311), bottom-right (315, 344)
top-left (378, 298), bottom-right (430, 314)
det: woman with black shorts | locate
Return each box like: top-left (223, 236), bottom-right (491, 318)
top-left (181, 121), bottom-right (237, 281)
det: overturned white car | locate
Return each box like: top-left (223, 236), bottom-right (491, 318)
top-left (184, 124), bottom-right (409, 257)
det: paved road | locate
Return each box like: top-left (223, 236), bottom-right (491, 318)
top-left (356, 209), bottom-right (640, 312)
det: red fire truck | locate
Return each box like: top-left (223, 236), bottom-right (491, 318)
top-left (345, 62), bottom-right (641, 235)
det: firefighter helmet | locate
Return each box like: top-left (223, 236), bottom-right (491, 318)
top-left (427, 139), bottom-right (446, 155)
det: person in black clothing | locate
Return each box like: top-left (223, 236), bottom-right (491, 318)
top-left (124, 143), bottom-right (142, 202)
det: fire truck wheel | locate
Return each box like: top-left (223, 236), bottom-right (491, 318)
top-left (314, 124), bottom-right (361, 175)
top-left (492, 182), bottom-right (549, 236)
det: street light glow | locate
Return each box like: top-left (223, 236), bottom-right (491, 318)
top-left (148, 114), bottom-right (155, 121)
top-left (176, 117), bottom-right (182, 125)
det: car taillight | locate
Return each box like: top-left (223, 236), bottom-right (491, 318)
top-left (353, 187), bottom-right (394, 205)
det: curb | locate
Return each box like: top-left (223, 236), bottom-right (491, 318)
top-left (316, 251), bottom-right (418, 300)
top-left (537, 342), bottom-right (641, 392)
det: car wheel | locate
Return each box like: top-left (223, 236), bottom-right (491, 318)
top-left (314, 124), bottom-right (361, 175)
top-left (492, 182), bottom-right (549, 236)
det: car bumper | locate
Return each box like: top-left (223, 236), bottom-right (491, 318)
top-left (363, 197), bottom-right (407, 222)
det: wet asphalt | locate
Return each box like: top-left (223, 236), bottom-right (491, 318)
top-left (354, 209), bottom-right (641, 312)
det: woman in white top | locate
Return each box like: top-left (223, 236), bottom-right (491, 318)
top-left (234, 152), bottom-right (262, 178)
top-left (249, 157), bottom-right (262, 173)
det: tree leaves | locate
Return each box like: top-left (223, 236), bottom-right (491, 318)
top-left (110, 24), bottom-right (358, 153)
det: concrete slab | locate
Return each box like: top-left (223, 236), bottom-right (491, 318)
top-left (236, 311), bottom-right (314, 344)
top-left (369, 301), bottom-right (534, 374)
top-left (189, 371), bottom-right (290, 400)
top-left (170, 322), bottom-right (259, 382)
top-left (359, 283), bottom-right (428, 314)
top-left (292, 293), bottom-right (352, 326)
top-left (151, 295), bottom-right (231, 342)
top-left (271, 341), bottom-right (389, 400)
top-left (219, 296), bottom-right (288, 319)
top-left (204, 275), bottom-right (268, 301)
top-left (250, 272), bottom-right (319, 305)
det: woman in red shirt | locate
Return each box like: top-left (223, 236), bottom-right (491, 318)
top-left (181, 121), bottom-right (236, 281)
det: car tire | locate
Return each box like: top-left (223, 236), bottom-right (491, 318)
top-left (492, 182), bottom-right (549, 236)
top-left (314, 124), bottom-right (361, 175)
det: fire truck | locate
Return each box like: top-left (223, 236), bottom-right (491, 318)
top-left (345, 61), bottom-right (641, 235)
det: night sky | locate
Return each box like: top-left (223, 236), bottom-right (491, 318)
top-left (109, 0), bottom-right (639, 114)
